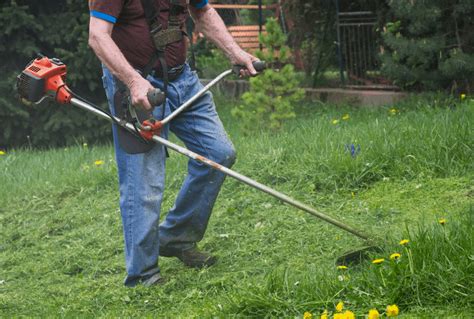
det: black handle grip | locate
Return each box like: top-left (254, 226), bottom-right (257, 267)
top-left (232, 61), bottom-right (266, 76)
top-left (147, 88), bottom-right (165, 106)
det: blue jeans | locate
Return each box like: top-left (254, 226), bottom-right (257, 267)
top-left (101, 64), bottom-right (236, 286)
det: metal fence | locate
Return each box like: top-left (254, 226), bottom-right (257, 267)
top-left (336, 10), bottom-right (383, 87)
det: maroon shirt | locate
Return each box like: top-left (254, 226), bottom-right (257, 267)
top-left (89, 0), bottom-right (208, 71)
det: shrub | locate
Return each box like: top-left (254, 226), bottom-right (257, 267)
top-left (232, 18), bottom-right (304, 130)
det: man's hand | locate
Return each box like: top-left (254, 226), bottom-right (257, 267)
top-left (88, 16), bottom-right (154, 111)
top-left (230, 49), bottom-right (260, 77)
top-left (127, 75), bottom-right (154, 111)
top-left (189, 5), bottom-right (261, 78)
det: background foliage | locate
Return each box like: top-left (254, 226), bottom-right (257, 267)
top-left (1, 0), bottom-right (473, 149)
top-left (380, 0), bottom-right (474, 92)
top-left (0, 0), bottom-right (110, 150)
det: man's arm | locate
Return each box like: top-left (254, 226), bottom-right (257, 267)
top-left (189, 4), bottom-right (258, 77)
top-left (88, 17), bottom-right (153, 110)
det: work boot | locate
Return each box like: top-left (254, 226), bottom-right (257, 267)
top-left (142, 273), bottom-right (166, 287)
top-left (160, 246), bottom-right (217, 268)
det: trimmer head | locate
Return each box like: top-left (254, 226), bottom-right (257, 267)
top-left (336, 245), bottom-right (382, 266)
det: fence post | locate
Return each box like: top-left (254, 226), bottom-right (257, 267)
top-left (334, 0), bottom-right (345, 84)
top-left (258, 0), bottom-right (263, 50)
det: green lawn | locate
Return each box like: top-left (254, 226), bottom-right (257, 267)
top-left (1, 96), bottom-right (473, 317)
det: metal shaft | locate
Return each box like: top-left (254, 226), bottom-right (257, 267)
top-left (160, 69), bottom-right (233, 125)
top-left (71, 97), bottom-right (370, 241)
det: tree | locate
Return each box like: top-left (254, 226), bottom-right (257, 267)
top-left (380, 0), bottom-right (474, 92)
top-left (232, 18), bottom-right (304, 130)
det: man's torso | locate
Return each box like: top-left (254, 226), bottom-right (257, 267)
top-left (89, 0), bottom-right (204, 71)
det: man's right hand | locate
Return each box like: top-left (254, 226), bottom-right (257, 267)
top-left (127, 75), bottom-right (155, 111)
top-left (89, 17), bottom-right (155, 111)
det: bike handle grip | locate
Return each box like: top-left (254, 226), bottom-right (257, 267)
top-left (232, 61), bottom-right (266, 76)
top-left (147, 88), bottom-right (165, 106)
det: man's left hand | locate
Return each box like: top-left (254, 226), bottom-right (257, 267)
top-left (230, 49), bottom-right (260, 77)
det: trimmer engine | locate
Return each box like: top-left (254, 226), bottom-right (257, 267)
top-left (17, 56), bottom-right (71, 104)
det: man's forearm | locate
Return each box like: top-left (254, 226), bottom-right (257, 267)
top-left (190, 6), bottom-right (242, 61)
top-left (89, 32), bottom-right (142, 88)
top-left (88, 17), bottom-right (153, 109)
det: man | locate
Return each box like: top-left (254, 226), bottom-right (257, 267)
top-left (88, 0), bottom-right (259, 287)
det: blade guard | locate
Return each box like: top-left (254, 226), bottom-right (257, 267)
top-left (17, 57), bottom-right (71, 104)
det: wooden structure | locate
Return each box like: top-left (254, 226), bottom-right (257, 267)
top-left (203, 1), bottom-right (280, 52)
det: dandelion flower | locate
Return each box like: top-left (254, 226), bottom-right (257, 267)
top-left (0, 150), bottom-right (5, 155)
top-left (94, 160), bottom-right (104, 166)
top-left (334, 313), bottom-right (344, 319)
top-left (460, 93), bottom-right (466, 100)
top-left (343, 310), bottom-right (355, 319)
top-left (368, 309), bottom-right (380, 319)
top-left (438, 218), bottom-right (446, 225)
top-left (389, 108), bottom-right (398, 115)
top-left (337, 265), bottom-right (348, 270)
top-left (303, 311), bottom-right (313, 319)
top-left (336, 301), bottom-right (344, 312)
top-left (372, 258), bottom-right (384, 264)
top-left (390, 253), bottom-right (401, 260)
top-left (342, 114), bottom-right (350, 120)
top-left (399, 239), bottom-right (409, 246)
top-left (386, 304), bottom-right (399, 317)
top-left (332, 119), bottom-right (339, 125)
top-left (320, 310), bottom-right (328, 319)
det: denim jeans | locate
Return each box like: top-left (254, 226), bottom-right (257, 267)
top-left (101, 64), bottom-right (236, 286)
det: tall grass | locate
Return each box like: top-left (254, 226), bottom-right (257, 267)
top-left (228, 207), bottom-right (474, 317)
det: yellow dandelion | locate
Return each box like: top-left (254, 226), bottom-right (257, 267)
top-left (372, 258), bottom-right (384, 264)
top-left (337, 265), bottom-right (348, 270)
top-left (386, 304), bottom-right (399, 317)
top-left (94, 160), bottom-right (104, 166)
top-left (390, 253), bottom-right (401, 260)
top-left (333, 313), bottom-right (344, 319)
top-left (336, 301), bottom-right (344, 312)
top-left (320, 310), bottom-right (328, 319)
top-left (342, 114), bottom-right (350, 120)
top-left (399, 239), bottom-right (409, 246)
top-left (0, 150), bottom-right (5, 155)
top-left (303, 311), bottom-right (313, 319)
top-left (389, 108), bottom-right (398, 115)
top-left (460, 93), bottom-right (466, 100)
top-left (438, 218), bottom-right (446, 225)
top-left (332, 119), bottom-right (339, 125)
top-left (343, 310), bottom-right (355, 319)
top-left (368, 309), bottom-right (380, 319)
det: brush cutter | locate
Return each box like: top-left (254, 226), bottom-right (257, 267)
top-left (17, 56), bottom-right (380, 265)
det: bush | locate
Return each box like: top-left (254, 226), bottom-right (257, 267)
top-left (232, 18), bottom-right (304, 130)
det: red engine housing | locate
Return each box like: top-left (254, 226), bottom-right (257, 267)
top-left (18, 56), bottom-right (72, 104)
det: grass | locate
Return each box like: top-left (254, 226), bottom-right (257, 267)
top-left (1, 95), bottom-right (473, 317)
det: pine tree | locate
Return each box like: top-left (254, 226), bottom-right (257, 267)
top-left (232, 18), bottom-right (304, 131)
top-left (380, 0), bottom-right (474, 92)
